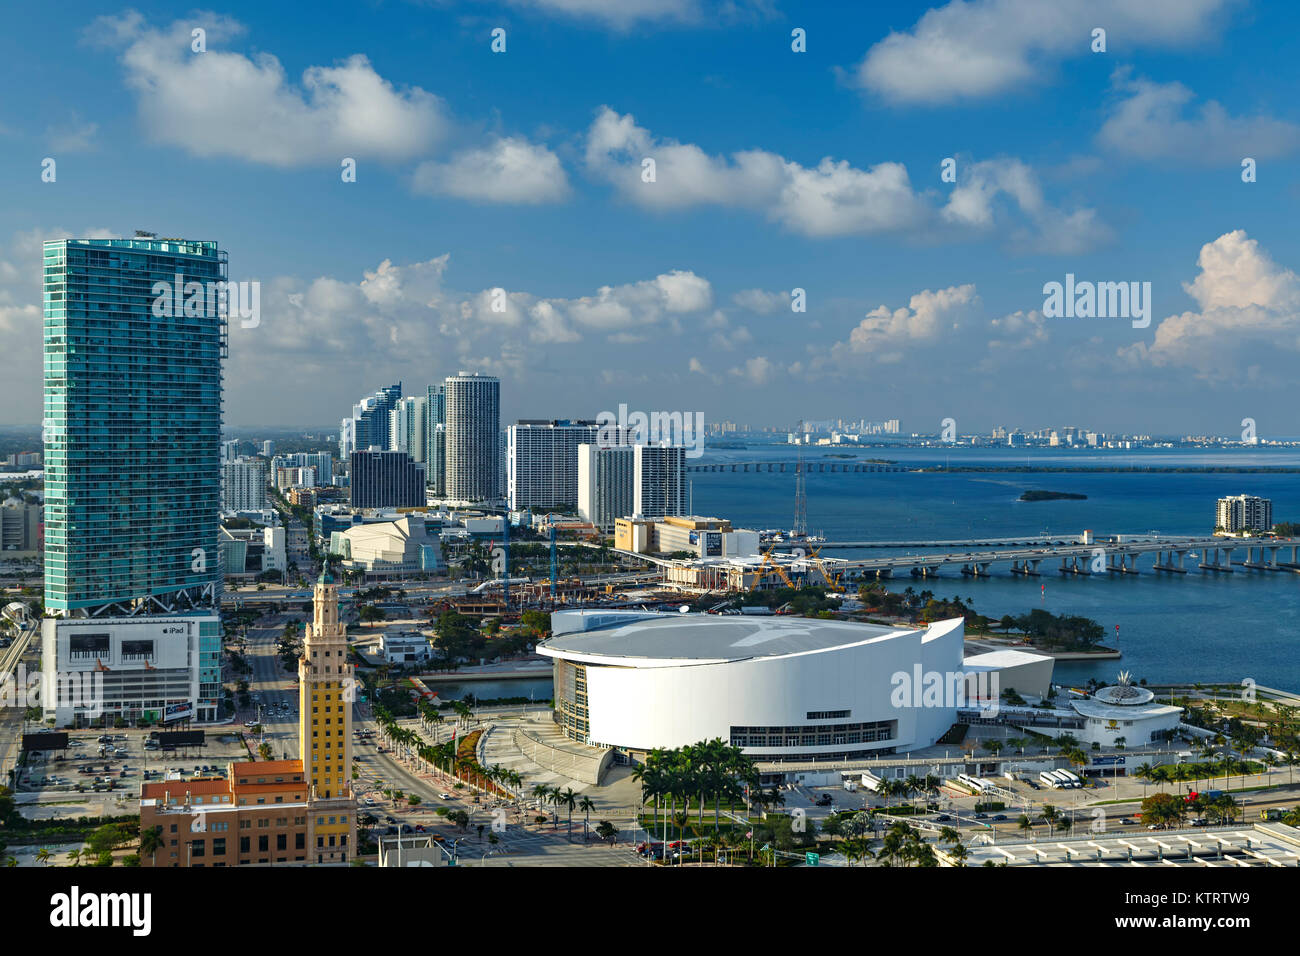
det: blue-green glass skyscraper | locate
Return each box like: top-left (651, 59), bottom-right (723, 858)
top-left (43, 237), bottom-right (225, 615)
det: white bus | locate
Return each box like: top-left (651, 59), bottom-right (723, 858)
top-left (1060, 769), bottom-right (1083, 788)
top-left (1049, 770), bottom-right (1077, 789)
top-left (1039, 770), bottom-right (1065, 789)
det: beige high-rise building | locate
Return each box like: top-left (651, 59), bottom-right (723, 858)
top-left (298, 564), bottom-right (356, 862)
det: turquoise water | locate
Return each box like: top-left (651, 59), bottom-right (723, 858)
top-left (690, 445), bottom-right (1300, 690)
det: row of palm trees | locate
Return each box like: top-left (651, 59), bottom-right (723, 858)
top-left (630, 739), bottom-right (763, 835)
top-left (526, 783), bottom-right (597, 841)
top-left (374, 703), bottom-right (529, 800)
top-left (1132, 756), bottom-right (1267, 795)
top-left (875, 774), bottom-right (942, 808)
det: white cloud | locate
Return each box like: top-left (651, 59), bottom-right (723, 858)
top-left (412, 137), bottom-right (570, 203)
top-left (731, 288), bottom-right (787, 313)
top-left (89, 13), bottom-right (446, 166)
top-left (815, 284), bottom-right (979, 368)
top-left (585, 105), bottom-right (923, 236)
top-left (1098, 71), bottom-right (1300, 163)
top-left (942, 158), bottom-right (1111, 254)
top-left (728, 355), bottom-right (775, 385)
top-left (585, 108), bottom-right (1101, 247)
top-left (854, 0), bottom-right (1232, 105)
top-left (1121, 230), bottom-right (1300, 379)
top-left (988, 309), bottom-right (1047, 350)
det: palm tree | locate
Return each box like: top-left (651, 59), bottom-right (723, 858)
top-left (530, 782), bottom-right (551, 807)
top-left (1134, 763), bottom-right (1153, 798)
top-left (35, 847), bottom-right (51, 866)
top-left (578, 795), bottom-right (596, 842)
top-left (140, 826), bottom-right (163, 866)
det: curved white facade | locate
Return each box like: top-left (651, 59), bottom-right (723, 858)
top-left (539, 610), bottom-right (965, 761)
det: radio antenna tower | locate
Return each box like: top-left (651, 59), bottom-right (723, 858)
top-left (793, 421), bottom-right (807, 538)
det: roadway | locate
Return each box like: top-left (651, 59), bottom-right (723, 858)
top-left (789, 536), bottom-right (1300, 577)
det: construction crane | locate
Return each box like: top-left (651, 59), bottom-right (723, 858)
top-left (808, 547), bottom-right (845, 592)
top-left (747, 549), bottom-right (798, 591)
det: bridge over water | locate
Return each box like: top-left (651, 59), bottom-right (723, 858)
top-left (687, 460), bottom-right (906, 473)
top-left (787, 536), bottom-right (1300, 580)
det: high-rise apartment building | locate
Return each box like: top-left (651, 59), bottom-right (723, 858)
top-left (577, 443), bottom-right (635, 531)
top-left (261, 440), bottom-right (275, 458)
top-left (633, 445), bottom-right (687, 519)
top-left (426, 384), bottom-right (446, 494)
top-left (389, 395), bottom-right (427, 464)
top-left (43, 237), bottom-right (224, 613)
top-left (443, 372), bottom-right (500, 503)
top-left (349, 450), bottom-right (425, 508)
top-left (222, 457), bottom-right (269, 511)
top-left (339, 383), bottom-right (402, 458)
top-left (508, 420), bottom-right (606, 511)
top-left (41, 236), bottom-right (223, 723)
top-left (1216, 495), bottom-right (1273, 533)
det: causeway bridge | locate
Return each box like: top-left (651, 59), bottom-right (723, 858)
top-left (686, 460), bottom-right (906, 473)
top-left (795, 536), bottom-right (1300, 580)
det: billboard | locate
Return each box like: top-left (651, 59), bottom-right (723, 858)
top-left (22, 731), bottom-right (69, 752)
top-left (156, 730), bottom-right (204, 748)
top-left (163, 701), bottom-right (194, 723)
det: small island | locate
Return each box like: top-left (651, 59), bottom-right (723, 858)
top-left (1019, 489), bottom-right (1087, 502)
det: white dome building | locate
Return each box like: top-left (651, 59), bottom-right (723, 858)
top-left (1069, 673), bottom-right (1184, 748)
top-left (538, 609), bottom-right (966, 763)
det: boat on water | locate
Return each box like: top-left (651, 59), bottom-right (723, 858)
top-left (759, 529), bottom-right (826, 545)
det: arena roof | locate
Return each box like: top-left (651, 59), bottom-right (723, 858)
top-left (539, 612), bottom-right (960, 666)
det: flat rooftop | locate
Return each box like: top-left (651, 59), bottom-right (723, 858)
top-left (540, 611), bottom-right (939, 664)
top-left (960, 823), bottom-right (1300, 867)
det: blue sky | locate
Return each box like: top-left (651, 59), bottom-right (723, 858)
top-left (3, 0), bottom-right (1300, 435)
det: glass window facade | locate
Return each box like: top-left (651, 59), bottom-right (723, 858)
top-left (42, 238), bottom-right (225, 613)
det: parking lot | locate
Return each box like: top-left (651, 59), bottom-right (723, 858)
top-left (16, 728), bottom-right (254, 812)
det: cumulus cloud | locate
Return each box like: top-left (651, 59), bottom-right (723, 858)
top-left (811, 285), bottom-right (979, 368)
top-left (943, 158), bottom-right (1112, 254)
top-left (242, 257), bottom-right (715, 385)
top-left (731, 288), bottom-right (788, 313)
top-left (728, 355), bottom-right (775, 385)
top-left (854, 0), bottom-right (1232, 104)
top-left (88, 12), bottom-right (447, 165)
top-left (412, 137), bottom-right (570, 203)
top-left (585, 108), bottom-right (1103, 248)
top-left (584, 105), bottom-right (924, 236)
top-left (1098, 71), bottom-right (1300, 163)
top-left (988, 309), bottom-right (1048, 350)
top-left (1121, 230), bottom-right (1300, 379)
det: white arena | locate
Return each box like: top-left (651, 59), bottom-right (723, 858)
top-left (537, 609), bottom-right (966, 763)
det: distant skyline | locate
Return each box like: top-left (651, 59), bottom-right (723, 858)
top-left (4, 2), bottom-right (1300, 433)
